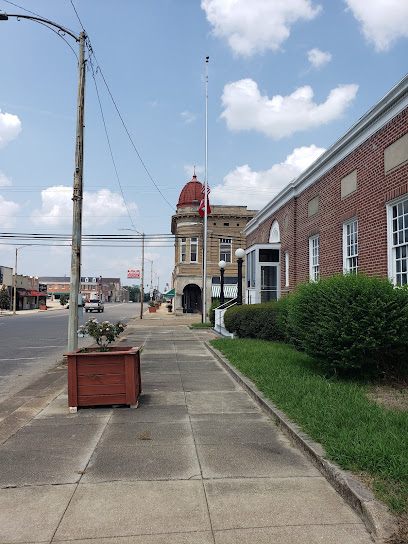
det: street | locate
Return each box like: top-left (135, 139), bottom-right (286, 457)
top-left (0, 302), bottom-right (141, 404)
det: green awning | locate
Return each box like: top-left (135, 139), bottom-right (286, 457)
top-left (163, 288), bottom-right (175, 297)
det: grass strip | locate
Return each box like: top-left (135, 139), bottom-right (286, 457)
top-left (211, 337), bottom-right (408, 515)
top-left (190, 322), bottom-right (213, 328)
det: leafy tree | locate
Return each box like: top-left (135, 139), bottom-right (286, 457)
top-left (0, 285), bottom-right (10, 311)
top-left (59, 293), bottom-right (69, 306)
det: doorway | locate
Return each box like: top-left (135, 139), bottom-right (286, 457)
top-left (182, 284), bottom-right (202, 313)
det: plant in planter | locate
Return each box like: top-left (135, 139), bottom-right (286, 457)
top-left (78, 318), bottom-right (126, 351)
top-left (166, 303), bottom-right (173, 312)
top-left (148, 301), bottom-right (157, 312)
top-left (65, 318), bottom-right (141, 411)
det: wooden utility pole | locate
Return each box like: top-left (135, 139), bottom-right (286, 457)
top-left (140, 233), bottom-right (145, 319)
top-left (68, 30), bottom-right (86, 352)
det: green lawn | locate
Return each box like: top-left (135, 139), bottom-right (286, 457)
top-left (211, 338), bottom-right (408, 515)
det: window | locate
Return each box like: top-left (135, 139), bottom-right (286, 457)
top-left (190, 237), bottom-right (198, 262)
top-left (388, 197), bottom-right (408, 286)
top-left (61, 284), bottom-right (65, 289)
top-left (343, 219), bottom-right (358, 273)
top-left (220, 238), bottom-right (232, 262)
top-left (246, 250), bottom-right (256, 288)
top-left (180, 238), bottom-right (186, 262)
top-left (309, 236), bottom-right (319, 281)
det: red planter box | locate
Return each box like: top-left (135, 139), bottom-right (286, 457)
top-left (65, 346), bottom-right (142, 411)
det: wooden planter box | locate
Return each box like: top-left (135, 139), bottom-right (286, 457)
top-left (65, 346), bottom-right (142, 412)
top-left (148, 307), bottom-right (156, 313)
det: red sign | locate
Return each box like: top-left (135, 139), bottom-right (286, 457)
top-left (127, 269), bottom-right (140, 279)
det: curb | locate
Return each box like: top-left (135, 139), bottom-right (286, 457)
top-left (205, 341), bottom-right (397, 544)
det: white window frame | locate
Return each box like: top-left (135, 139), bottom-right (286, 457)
top-left (220, 238), bottom-right (232, 263)
top-left (343, 218), bottom-right (358, 274)
top-left (180, 237), bottom-right (186, 262)
top-left (309, 235), bottom-right (319, 282)
top-left (190, 237), bottom-right (198, 262)
top-left (245, 244), bottom-right (281, 304)
top-left (387, 195), bottom-right (408, 286)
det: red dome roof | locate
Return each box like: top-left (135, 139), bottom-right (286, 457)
top-left (177, 175), bottom-right (204, 208)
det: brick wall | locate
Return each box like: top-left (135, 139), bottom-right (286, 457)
top-left (248, 108), bottom-right (408, 292)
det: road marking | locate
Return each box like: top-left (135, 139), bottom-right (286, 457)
top-left (0, 357), bottom-right (52, 361)
top-left (43, 315), bottom-right (67, 319)
top-left (16, 346), bottom-right (62, 349)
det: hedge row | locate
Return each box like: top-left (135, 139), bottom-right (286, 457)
top-left (223, 274), bottom-right (408, 376)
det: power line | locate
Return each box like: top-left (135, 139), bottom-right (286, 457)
top-left (86, 46), bottom-right (175, 211)
top-left (87, 52), bottom-right (137, 230)
top-left (69, 0), bottom-right (85, 31)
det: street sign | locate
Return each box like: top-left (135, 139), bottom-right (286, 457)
top-left (127, 269), bottom-right (140, 279)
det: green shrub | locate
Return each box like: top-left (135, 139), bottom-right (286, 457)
top-left (288, 273), bottom-right (408, 376)
top-left (224, 302), bottom-right (285, 341)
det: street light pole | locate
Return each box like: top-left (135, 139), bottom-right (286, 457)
top-left (68, 30), bottom-right (87, 352)
top-left (1, 12), bottom-right (86, 351)
top-left (13, 246), bottom-right (27, 314)
top-left (235, 248), bottom-right (245, 305)
top-left (218, 260), bottom-right (226, 305)
top-left (119, 229), bottom-right (145, 319)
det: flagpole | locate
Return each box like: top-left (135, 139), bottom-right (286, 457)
top-left (202, 56), bottom-right (209, 323)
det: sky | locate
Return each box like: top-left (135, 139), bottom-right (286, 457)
top-left (0, 0), bottom-right (407, 292)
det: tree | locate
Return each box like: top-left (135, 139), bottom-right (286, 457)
top-left (60, 293), bottom-right (69, 306)
top-left (122, 285), bottom-right (141, 303)
top-left (0, 285), bottom-right (10, 312)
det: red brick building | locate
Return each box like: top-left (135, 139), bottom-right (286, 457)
top-left (244, 74), bottom-right (408, 304)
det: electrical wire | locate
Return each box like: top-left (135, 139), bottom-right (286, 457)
top-left (87, 52), bottom-right (137, 230)
top-left (85, 43), bottom-right (175, 211)
top-left (69, 0), bottom-right (85, 31)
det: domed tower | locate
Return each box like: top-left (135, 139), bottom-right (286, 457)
top-left (176, 174), bottom-right (203, 211)
top-left (170, 172), bottom-right (257, 316)
top-left (171, 174), bottom-right (205, 315)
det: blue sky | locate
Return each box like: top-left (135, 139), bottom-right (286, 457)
top-left (1, 0), bottom-right (407, 291)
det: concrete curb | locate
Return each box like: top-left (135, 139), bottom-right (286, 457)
top-left (205, 341), bottom-right (397, 544)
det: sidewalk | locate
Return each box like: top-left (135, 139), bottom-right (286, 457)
top-left (0, 309), bottom-right (387, 543)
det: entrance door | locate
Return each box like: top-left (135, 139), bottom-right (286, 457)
top-left (182, 284), bottom-right (202, 313)
top-left (261, 265), bottom-right (278, 302)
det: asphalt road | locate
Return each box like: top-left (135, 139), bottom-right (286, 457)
top-left (0, 302), bottom-right (141, 404)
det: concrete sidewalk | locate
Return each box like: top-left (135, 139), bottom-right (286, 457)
top-left (0, 309), bottom-right (386, 543)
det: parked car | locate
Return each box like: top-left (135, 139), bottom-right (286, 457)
top-left (84, 299), bottom-right (104, 313)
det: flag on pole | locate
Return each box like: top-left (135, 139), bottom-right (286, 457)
top-left (198, 184), bottom-right (211, 217)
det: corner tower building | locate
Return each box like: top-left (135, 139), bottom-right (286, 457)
top-left (171, 174), bottom-right (257, 316)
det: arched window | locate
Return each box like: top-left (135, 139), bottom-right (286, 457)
top-left (269, 220), bottom-right (280, 243)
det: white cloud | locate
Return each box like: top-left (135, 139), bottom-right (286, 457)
top-left (31, 186), bottom-right (137, 228)
top-left (0, 171), bottom-right (12, 187)
top-left (307, 48), bottom-right (332, 69)
top-left (201, 0), bottom-right (321, 56)
top-left (0, 194), bottom-right (20, 228)
top-left (181, 111), bottom-right (197, 124)
top-left (211, 144), bottom-right (326, 209)
top-left (0, 109), bottom-right (22, 147)
top-left (221, 79), bottom-right (359, 139)
top-left (345, 0), bottom-right (408, 51)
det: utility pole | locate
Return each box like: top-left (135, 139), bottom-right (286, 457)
top-left (13, 248), bottom-right (18, 314)
top-left (68, 30), bottom-right (87, 352)
top-left (140, 233), bottom-right (145, 319)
